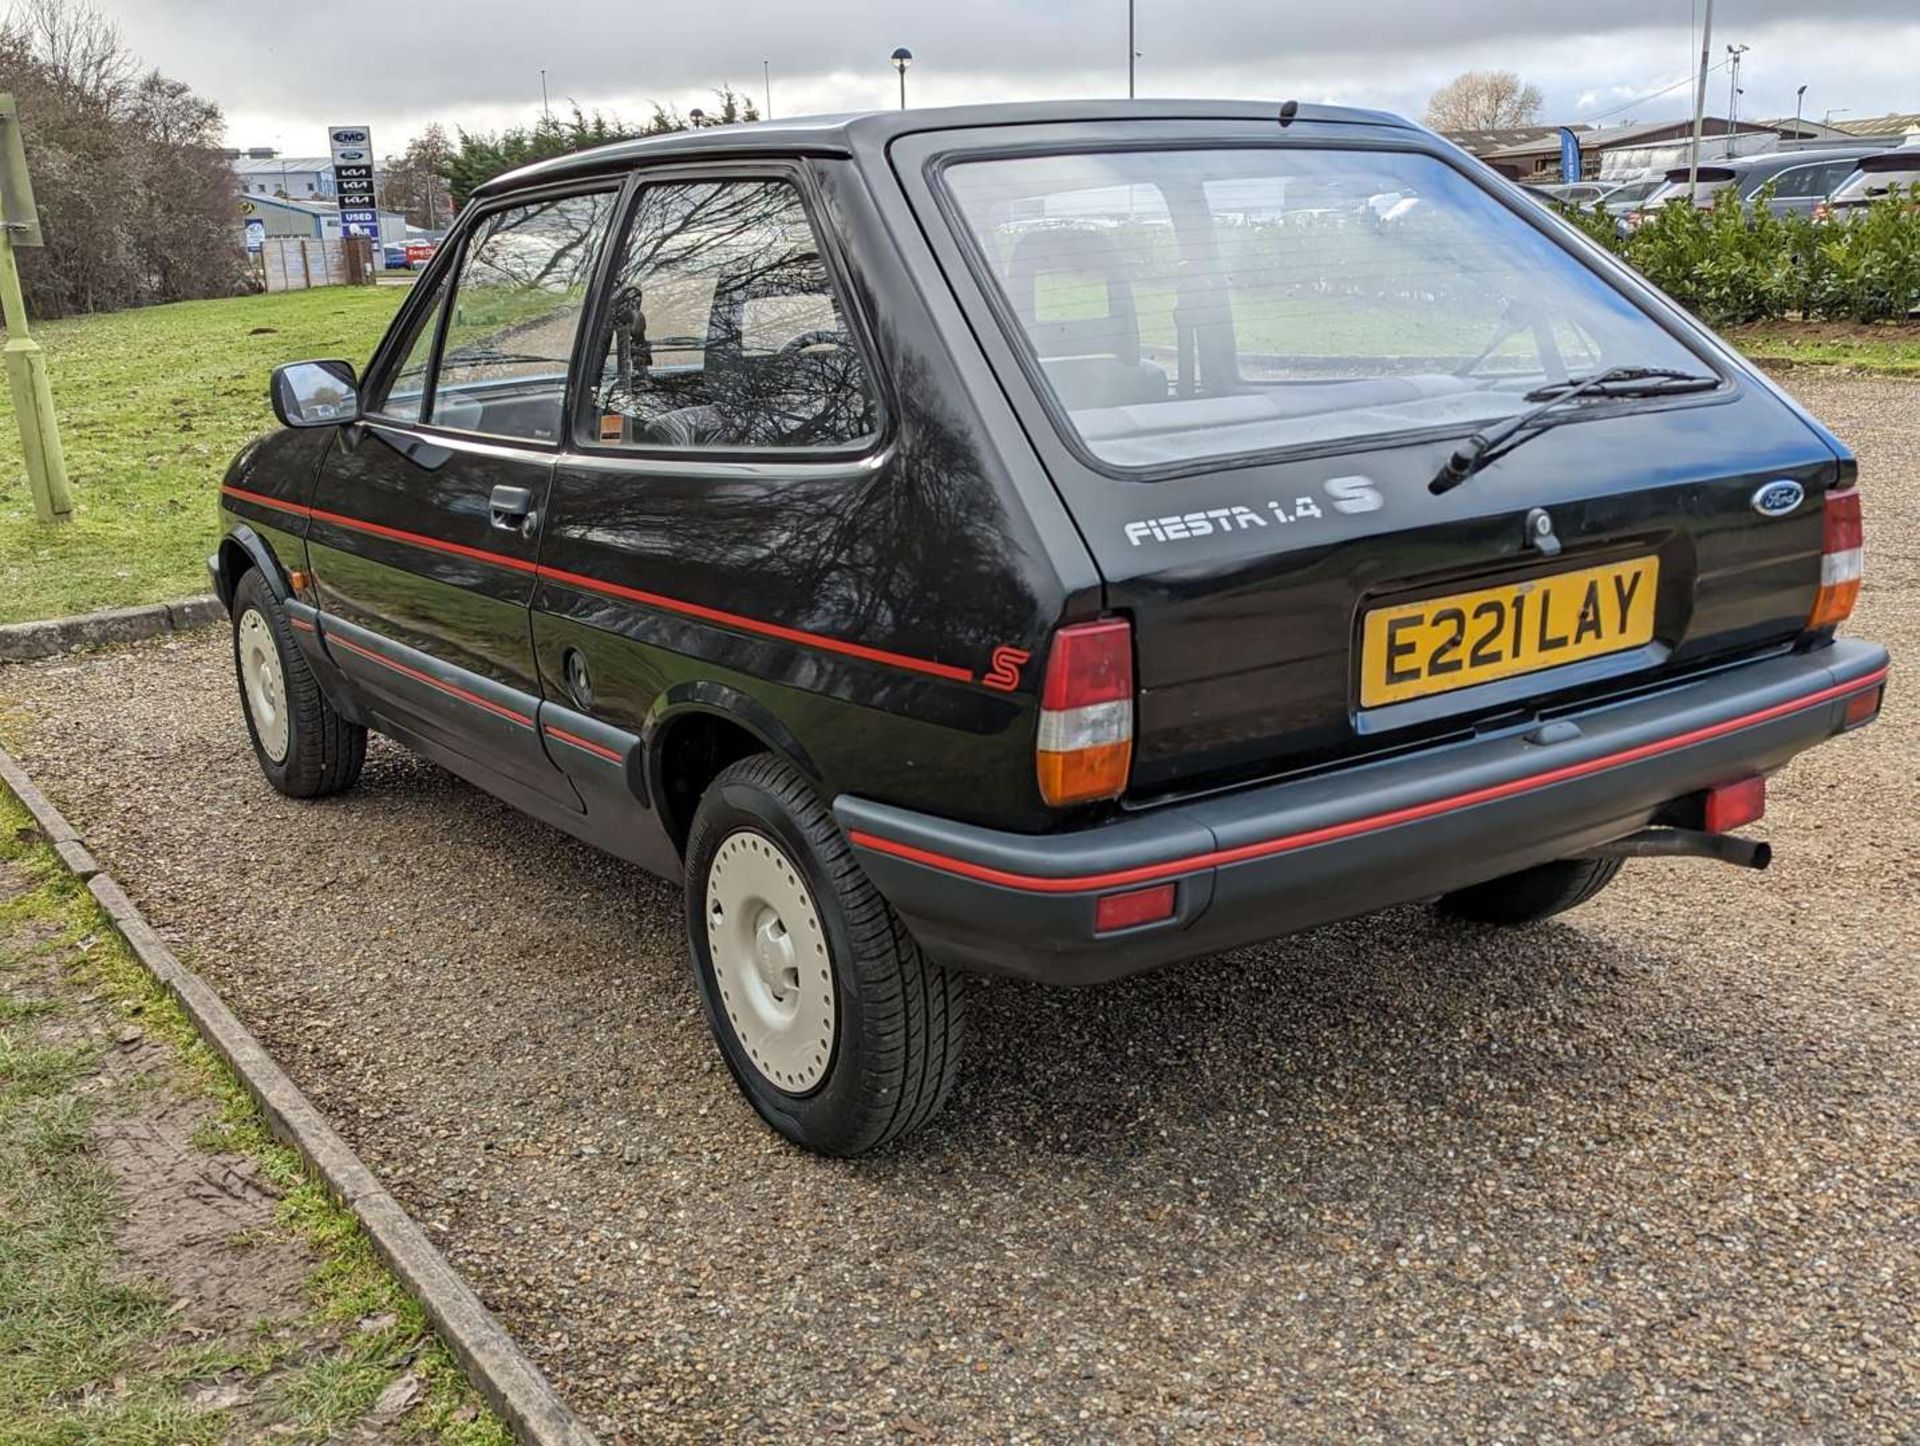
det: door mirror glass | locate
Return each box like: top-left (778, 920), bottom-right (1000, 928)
top-left (272, 360), bottom-right (361, 428)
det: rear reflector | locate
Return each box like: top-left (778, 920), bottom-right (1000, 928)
top-left (1808, 487), bottom-right (1863, 631)
top-left (1842, 684), bottom-right (1883, 731)
top-left (1094, 883), bottom-right (1176, 933)
top-left (1037, 619), bottom-right (1134, 807)
top-left (1704, 776), bottom-right (1766, 834)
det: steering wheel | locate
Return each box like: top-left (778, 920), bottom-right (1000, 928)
top-left (777, 329), bottom-right (854, 358)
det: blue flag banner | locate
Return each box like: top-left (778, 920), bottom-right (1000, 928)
top-left (1559, 127), bottom-right (1582, 183)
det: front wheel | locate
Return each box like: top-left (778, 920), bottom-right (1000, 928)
top-left (685, 754), bottom-right (966, 1156)
top-left (1434, 856), bottom-right (1624, 926)
top-left (230, 569), bottom-right (365, 799)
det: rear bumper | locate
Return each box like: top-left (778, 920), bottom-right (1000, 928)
top-left (837, 640), bottom-right (1890, 985)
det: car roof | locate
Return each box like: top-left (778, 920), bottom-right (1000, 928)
top-left (474, 99), bottom-right (1418, 198)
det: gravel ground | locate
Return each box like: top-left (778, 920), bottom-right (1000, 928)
top-left (2, 373), bottom-right (1916, 1441)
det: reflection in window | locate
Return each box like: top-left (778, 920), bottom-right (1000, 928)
top-left (590, 180), bottom-right (878, 450)
top-left (429, 192), bottom-right (615, 441)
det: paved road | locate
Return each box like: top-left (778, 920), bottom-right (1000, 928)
top-left (2, 374), bottom-right (1915, 1441)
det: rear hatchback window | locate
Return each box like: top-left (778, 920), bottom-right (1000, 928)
top-left (943, 147), bottom-right (1708, 472)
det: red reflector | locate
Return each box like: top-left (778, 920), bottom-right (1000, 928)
top-left (1704, 776), bottom-right (1766, 834)
top-left (1094, 882), bottom-right (1176, 933)
top-left (1842, 684), bottom-right (1883, 730)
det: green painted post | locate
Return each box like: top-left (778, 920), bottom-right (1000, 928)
top-left (0, 95), bottom-right (72, 524)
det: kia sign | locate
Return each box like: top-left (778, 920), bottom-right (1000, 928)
top-left (328, 124), bottom-right (378, 238)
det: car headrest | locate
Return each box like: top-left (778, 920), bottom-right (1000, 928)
top-left (1005, 228), bottom-right (1141, 366)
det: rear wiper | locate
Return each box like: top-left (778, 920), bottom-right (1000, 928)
top-left (1430, 366), bottom-right (1719, 495)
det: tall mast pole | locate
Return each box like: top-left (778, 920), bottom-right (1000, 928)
top-left (1687, 0), bottom-right (1715, 203)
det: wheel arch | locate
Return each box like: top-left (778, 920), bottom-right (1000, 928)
top-left (645, 683), bottom-right (823, 856)
top-left (214, 525), bottom-right (292, 611)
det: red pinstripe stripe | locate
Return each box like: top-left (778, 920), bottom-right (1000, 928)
top-left (533, 562), bottom-right (976, 683)
top-left (327, 633), bottom-right (534, 728)
top-left (289, 617), bottom-right (316, 633)
top-left (850, 667), bottom-right (1891, 895)
top-left (545, 725), bottom-right (624, 763)
top-left (221, 484), bottom-right (972, 684)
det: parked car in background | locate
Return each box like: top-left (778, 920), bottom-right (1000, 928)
top-left (1599, 176), bottom-right (1666, 217)
top-left (403, 239), bottom-right (437, 266)
top-left (1540, 181), bottom-right (1617, 207)
top-left (381, 243), bottom-right (411, 270)
top-left (211, 100), bottom-right (1887, 1155)
top-left (1629, 146), bottom-right (1886, 226)
top-left (1821, 148), bottom-right (1920, 219)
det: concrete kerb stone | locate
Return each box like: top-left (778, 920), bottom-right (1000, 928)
top-left (0, 740), bottom-right (599, 1446)
top-left (0, 594), bottom-right (226, 663)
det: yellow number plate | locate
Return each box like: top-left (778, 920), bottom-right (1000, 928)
top-left (1360, 557), bottom-right (1659, 709)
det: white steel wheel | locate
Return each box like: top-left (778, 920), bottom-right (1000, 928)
top-left (236, 607), bottom-right (290, 764)
top-left (704, 828), bottom-right (836, 1094)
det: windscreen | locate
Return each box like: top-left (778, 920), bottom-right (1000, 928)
top-left (944, 147), bottom-right (1709, 471)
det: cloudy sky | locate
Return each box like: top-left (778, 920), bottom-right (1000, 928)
top-left (106, 1), bottom-right (1918, 157)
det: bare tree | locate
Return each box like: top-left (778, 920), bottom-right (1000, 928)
top-left (378, 123), bottom-right (456, 230)
top-left (3, 0), bottom-right (244, 316)
top-left (1424, 70), bottom-right (1545, 131)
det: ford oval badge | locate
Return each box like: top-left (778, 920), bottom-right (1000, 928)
top-left (1751, 480), bottom-right (1805, 518)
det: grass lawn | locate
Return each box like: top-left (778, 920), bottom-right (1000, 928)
top-left (0, 786), bottom-right (509, 1442)
top-left (1724, 319), bottom-right (1920, 376)
top-left (0, 286), bottom-right (407, 625)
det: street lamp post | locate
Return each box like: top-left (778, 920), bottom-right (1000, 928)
top-left (891, 47), bottom-right (913, 111)
top-left (1794, 83), bottom-right (1807, 138)
top-left (1724, 44), bottom-right (1748, 138)
top-left (540, 68), bottom-right (551, 123)
top-left (763, 60), bottom-right (772, 120)
top-left (1128, 0), bottom-right (1135, 99)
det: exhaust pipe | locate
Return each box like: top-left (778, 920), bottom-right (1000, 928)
top-left (1578, 827), bottom-right (1772, 871)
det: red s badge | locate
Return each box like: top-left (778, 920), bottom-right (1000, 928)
top-left (983, 645), bottom-right (1030, 692)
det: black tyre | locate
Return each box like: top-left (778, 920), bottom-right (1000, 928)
top-left (230, 569), bottom-right (365, 799)
top-left (685, 754), bottom-right (966, 1156)
top-left (1434, 856), bottom-right (1624, 926)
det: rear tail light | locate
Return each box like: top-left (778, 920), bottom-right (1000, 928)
top-left (1036, 618), bottom-right (1133, 807)
top-left (1704, 776), bottom-right (1766, 834)
top-left (1808, 487), bottom-right (1863, 631)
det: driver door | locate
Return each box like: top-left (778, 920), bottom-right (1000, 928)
top-left (308, 185), bottom-right (618, 807)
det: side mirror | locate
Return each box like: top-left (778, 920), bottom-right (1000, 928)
top-left (271, 359), bottom-right (361, 428)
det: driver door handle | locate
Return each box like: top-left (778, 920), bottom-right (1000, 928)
top-left (489, 484), bottom-right (537, 534)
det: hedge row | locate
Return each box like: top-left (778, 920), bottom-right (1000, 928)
top-left (1556, 185), bottom-right (1920, 327)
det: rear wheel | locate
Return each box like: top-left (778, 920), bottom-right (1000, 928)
top-left (230, 569), bottom-right (365, 799)
top-left (685, 754), bottom-right (966, 1156)
top-left (1435, 856), bottom-right (1624, 926)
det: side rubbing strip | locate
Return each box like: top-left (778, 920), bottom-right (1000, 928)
top-left (220, 484), bottom-right (973, 685)
top-left (327, 633), bottom-right (535, 728)
top-left (850, 668), bottom-right (1892, 895)
top-left (545, 725), bottom-right (624, 764)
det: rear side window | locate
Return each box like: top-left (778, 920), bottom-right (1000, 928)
top-left (1765, 160), bottom-right (1859, 200)
top-left (586, 178), bottom-right (879, 450)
